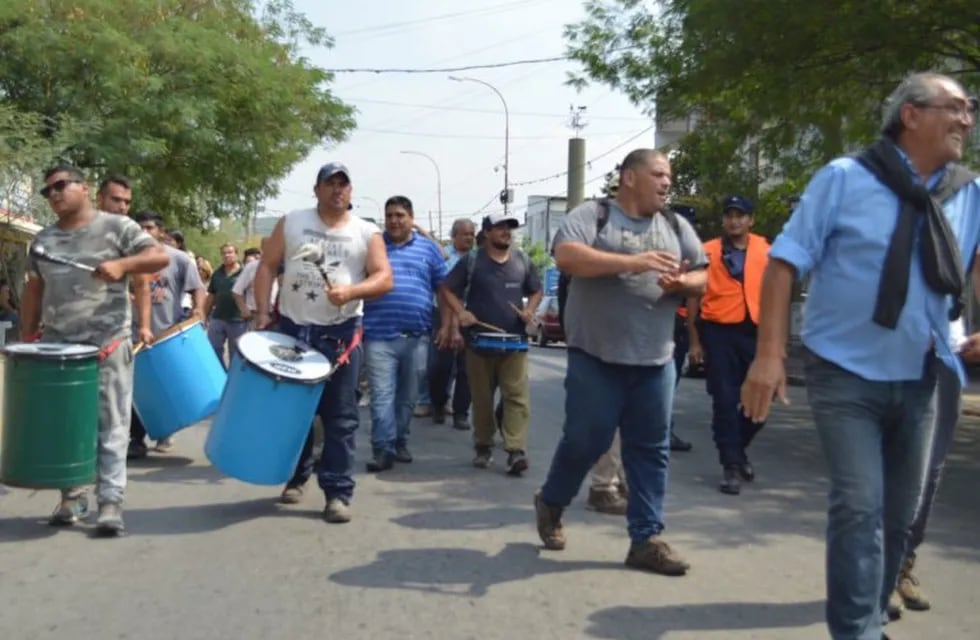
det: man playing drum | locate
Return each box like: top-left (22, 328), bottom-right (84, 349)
top-left (21, 165), bottom-right (169, 535)
top-left (127, 210), bottom-right (206, 458)
top-left (253, 161), bottom-right (393, 523)
top-left (439, 212), bottom-right (542, 476)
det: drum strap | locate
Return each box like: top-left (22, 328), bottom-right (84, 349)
top-left (335, 327), bottom-right (363, 368)
top-left (98, 338), bottom-right (124, 362)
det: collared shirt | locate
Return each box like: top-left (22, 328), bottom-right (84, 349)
top-left (770, 150), bottom-right (980, 382)
top-left (363, 231), bottom-right (448, 340)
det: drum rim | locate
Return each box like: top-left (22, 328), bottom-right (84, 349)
top-left (234, 331), bottom-right (332, 384)
top-left (3, 342), bottom-right (101, 361)
top-left (148, 317), bottom-right (201, 346)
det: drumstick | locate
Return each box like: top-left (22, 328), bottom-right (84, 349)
top-left (474, 320), bottom-right (507, 333)
top-left (508, 302), bottom-right (523, 316)
top-left (133, 342), bottom-right (146, 355)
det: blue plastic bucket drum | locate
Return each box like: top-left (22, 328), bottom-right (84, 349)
top-left (205, 331), bottom-right (332, 485)
top-left (133, 319), bottom-right (227, 440)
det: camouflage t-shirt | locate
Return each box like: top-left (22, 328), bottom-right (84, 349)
top-left (30, 211), bottom-right (157, 348)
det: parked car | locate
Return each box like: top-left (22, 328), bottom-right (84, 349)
top-left (532, 295), bottom-right (564, 347)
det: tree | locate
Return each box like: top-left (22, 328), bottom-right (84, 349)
top-left (565, 0), bottom-right (980, 226)
top-left (0, 0), bottom-right (355, 228)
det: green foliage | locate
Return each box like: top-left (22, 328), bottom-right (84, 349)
top-left (565, 0), bottom-right (980, 228)
top-left (521, 237), bottom-right (553, 273)
top-left (0, 0), bottom-right (355, 229)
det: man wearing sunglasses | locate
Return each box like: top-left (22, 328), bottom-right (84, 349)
top-left (687, 195), bottom-right (770, 496)
top-left (21, 165), bottom-right (169, 536)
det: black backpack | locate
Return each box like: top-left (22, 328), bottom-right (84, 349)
top-left (556, 199), bottom-right (682, 330)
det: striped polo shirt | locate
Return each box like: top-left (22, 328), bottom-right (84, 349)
top-left (363, 231), bottom-right (448, 340)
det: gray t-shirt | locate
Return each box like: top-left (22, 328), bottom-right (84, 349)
top-left (133, 244), bottom-right (204, 336)
top-left (553, 199), bottom-right (706, 366)
top-left (31, 211), bottom-right (157, 348)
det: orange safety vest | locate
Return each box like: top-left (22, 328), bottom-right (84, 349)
top-left (700, 233), bottom-right (769, 325)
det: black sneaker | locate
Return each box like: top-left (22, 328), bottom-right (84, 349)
top-left (394, 445), bottom-right (413, 463)
top-left (452, 416), bottom-right (471, 431)
top-left (670, 432), bottom-right (693, 452)
top-left (433, 407), bottom-right (446, 425)
top-left (127, 440), bottom-right (148, 460)
top-left (506, 450), bottom-right (529, 476)
top-left (366, 452), bottom-right (395, 473)
top-left (720, 466), bottom-right (741, 495)
top-left (737, 461), bottom-right (755, 482)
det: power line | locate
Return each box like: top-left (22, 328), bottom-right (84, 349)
top-left (332, 1), bottom-right (540, 38)
top-left (345, 96), bottom-right (652, 121)
top-left (324, 55), bottom-right (568, 74)
top-left (357, 127), bottom-right (640, 141)
top-left (509, 126), bottom-right (655, 187)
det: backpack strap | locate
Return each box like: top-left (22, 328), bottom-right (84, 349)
top-left (462, 249), bottom-right (479, 307)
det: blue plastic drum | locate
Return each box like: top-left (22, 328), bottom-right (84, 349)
top-left (133, 319), bottom-right (227, 440)
top-left (205, 331), bottom-right (332, 485)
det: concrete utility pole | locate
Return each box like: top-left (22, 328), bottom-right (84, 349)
top-left (566, 105), bottom-right (588, 210)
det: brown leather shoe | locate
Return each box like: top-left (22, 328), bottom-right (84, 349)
top-left (897, 556), bottom-right (931, 611)
top-left (586, 488), bottom-right (627, 516)
top-left (534, 490), bottom-right (566, 550)
top-left (625, 536), bottom-right (690, 576)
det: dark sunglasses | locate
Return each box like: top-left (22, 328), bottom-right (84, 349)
top-left (39, 179), bottom-right (82, 198)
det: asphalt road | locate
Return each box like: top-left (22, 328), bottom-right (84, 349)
top-left (1, 345), bottom-right (978, 639)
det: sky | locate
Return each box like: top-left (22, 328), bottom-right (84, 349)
top-left (260, 0), bottom-right (655, 238)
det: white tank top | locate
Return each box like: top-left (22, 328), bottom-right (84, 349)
top-left (279, 208), bottom-right (380, 326)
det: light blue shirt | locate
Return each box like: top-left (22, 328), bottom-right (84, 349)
top-left (770, 154), bottom-right (980, 383)
top-left (446, 246), bottom-right (469, 271)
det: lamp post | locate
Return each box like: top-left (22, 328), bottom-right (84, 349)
top-left (449, 75), bottom-right (511, 216)
top-left (400, 150), bottom-right (443, 238)
top-left (355, 196), bottom-right (382, 222)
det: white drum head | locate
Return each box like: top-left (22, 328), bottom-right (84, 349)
top-left (3, 343), bottom-right (100, 360)
top-left (235, 331), bottom-right (332, 383)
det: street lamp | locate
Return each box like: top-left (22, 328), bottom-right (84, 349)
top-left (355, 196), bottom-right (382, 222)
top-left (449, 75), bottom-right (511, 216)
top-left (400, 150), bottom-right (443, 238)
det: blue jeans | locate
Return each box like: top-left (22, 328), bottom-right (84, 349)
top-left (541, 348), bottom-right (675, 543)
top-left (365, 335), bottom-right (429, 454)
top-left (207, 317), bottom-right (248, 368)
top-left (908, 361), bottom-right (961, 553)
top-left (804, 349), bottom-right (937, 640)
top-left (280, 316), bottom-right (363, 503)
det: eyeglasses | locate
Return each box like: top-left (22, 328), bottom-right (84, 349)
top-left (39, 179), bottom-right (82, 198)
top-left (916, 97), bottom-right (979, 120)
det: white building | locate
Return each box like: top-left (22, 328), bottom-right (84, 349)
top-left (524, 195), bottom-right (567, 248)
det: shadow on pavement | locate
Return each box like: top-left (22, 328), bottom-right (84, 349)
top-left (585, 601), bottom-right (825, 639)
top-left (391, 506), bottom-right (531, 531)
top-left (329, 542), bottom-right (614, 597)
top-left (122, 497), bottom-right (316, 535)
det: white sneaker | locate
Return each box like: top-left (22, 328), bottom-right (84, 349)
top-left (322, 498), bottom-right (351, 524)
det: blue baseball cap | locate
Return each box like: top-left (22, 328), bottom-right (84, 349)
top-left (722, 195), bottom-right (753, 214)
top-left (316, 162), bottom-right (350, 184)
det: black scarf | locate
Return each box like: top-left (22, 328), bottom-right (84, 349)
top-left (856, 138), bottom-right (976, 329)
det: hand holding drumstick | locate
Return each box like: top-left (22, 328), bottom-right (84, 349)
top-left (457, 309), bottom-right (507, 333)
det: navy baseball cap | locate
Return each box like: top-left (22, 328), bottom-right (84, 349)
top-left (722, 195), bottom-right (753, 214)
top-left (316, 162), bottom-right (350, 184)
top-left (482, 212), bottom-right (520, 231)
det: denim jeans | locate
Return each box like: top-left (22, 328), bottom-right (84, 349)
top-left (804, 349), bottom-right (937, 640)
top-left (365, 335), bottom-right (429, 454)
top-left (541, 348), bottom-right (675, 542)
top-left (280, 316), bottom-right (363, 503)
top-left (207, 317), bottom-right (248, 368)
top-left (908, 361), bottom-right (961, 553)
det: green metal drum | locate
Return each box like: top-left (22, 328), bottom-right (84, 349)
top-left (1, 343), bottom-right (100, 488)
